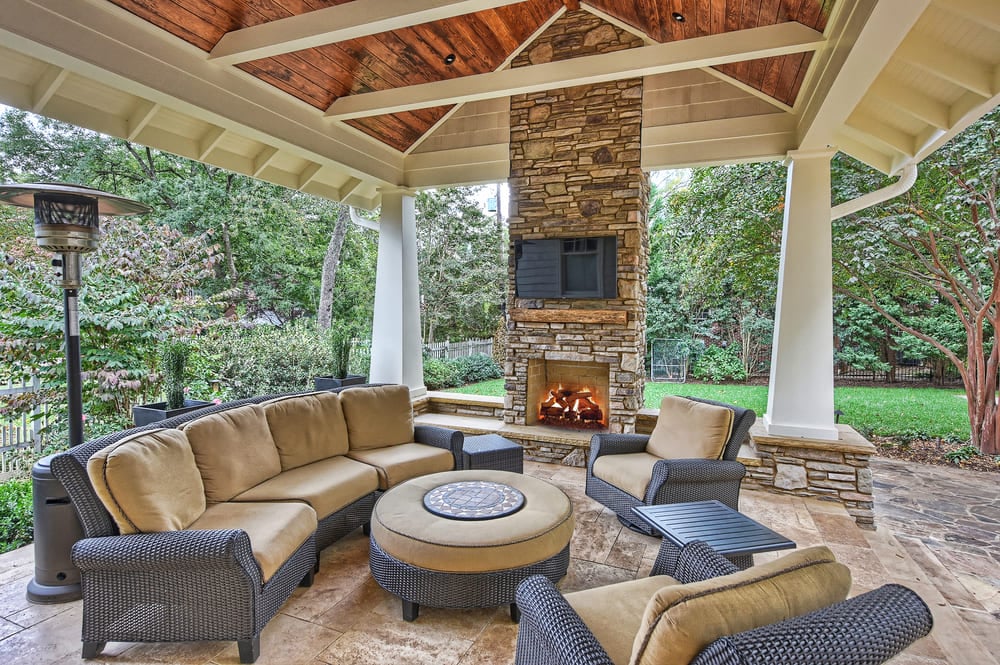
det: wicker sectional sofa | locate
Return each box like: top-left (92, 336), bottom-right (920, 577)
top-left (50, 384), bottom-right (462, 663)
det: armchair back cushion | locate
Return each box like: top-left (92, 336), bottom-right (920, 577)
top-left (630, 545), bottom-right (851, 665)
top-left (340, 384), bottom-right (414, 450)
top-left (87, 428), bottom-right (206, 534)
top-left (646, 396), bottom-right (734, 461)
top-left (263, 391), bottom-right (350, 469)
top-left (183, 404), bottom-right (282, 502)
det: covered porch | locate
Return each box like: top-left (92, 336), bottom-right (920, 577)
top-left (0, 458), bottom-right (996, 664)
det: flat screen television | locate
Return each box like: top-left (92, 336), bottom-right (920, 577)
top-left (514, 236), bottom-right (617, 299)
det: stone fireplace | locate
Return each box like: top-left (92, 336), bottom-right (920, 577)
top-left (503, 10), bottom-right (649, 435)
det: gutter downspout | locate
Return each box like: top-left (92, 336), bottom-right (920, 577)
top-left (349, 206), bottom-right (379, 231)
top-left (831, 163), bottom-right (918, 220)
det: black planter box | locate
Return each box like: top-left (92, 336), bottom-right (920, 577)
top-left (313, 375), bottom-right (367, 391)
top-left (132, 399), bottom-right (214, 427)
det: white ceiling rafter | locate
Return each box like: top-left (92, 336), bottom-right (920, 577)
top-left (30, 65), bottom-right (67, 113)
top-left (698, 67), bottom-right (794, 114)
top-left (895, 38), bottom-right (993, 98)
top-left (936, 0), bottom-right (1000, 33)
top-left (207, 0), bottom-right (527, 66)
top-left (868, 77), bottom-right (949, 130)
top-left (326, 22), bottom-right (825, 119)
top-left (846, 109), bottom-right (916, 156)
top-left (126, 100), bottom-right (160, 140)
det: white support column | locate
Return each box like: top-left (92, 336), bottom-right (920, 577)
top-left (764, 149), bottom-right (838, 441)
top-left (369, 189), bottom-right (426, 396)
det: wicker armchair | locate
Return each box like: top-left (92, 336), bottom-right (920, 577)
top-left (586, 396), bottom-right (755, 534)
top-left (514, 541), bottom-right (934, 665)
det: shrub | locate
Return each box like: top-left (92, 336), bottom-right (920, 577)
top-left (453, 354), bottom-right (502, 383)
top-left (423, 358), bottom-right (462, 390)
top-left (692, 345), bottom-right (747, 382)
top-left (944, 444), bottom-right (979, 464)
top-left (0, 478), bottom-right (33, 554)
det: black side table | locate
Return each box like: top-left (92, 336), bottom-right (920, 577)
top-left (633, 500), bottom-right (795, 574)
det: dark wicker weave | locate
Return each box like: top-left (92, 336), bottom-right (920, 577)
top-left (586, 396), bottom-right (755, 535)
top-left (462, 433), bottom-right (524, 473)
top-left (515, 540), bottom-right (933, 665)
top-left (49, 385), bottom-right (462, 663)
top-left (370, 538), bottom-right (570, 621)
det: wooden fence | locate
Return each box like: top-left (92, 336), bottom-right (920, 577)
top-left (423, 338), bottom-right (494, 360)
top-left (1, 378), bottom-right (47, 475)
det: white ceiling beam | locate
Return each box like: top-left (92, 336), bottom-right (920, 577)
top-left (895, 37), bottom-right (993, 98)
top-left (326, 22), bottom-right (824, 119)
top-left (936, 0), bottom-right (1000, 33)
top-left (846, 109), bottom-right (915, 155)
top-left (798, 0), bottom-right (930, 154)
top-left (197, 126), bottom-right (227, 160)
top-left (252, 146), bottom-right (280, 177)
top-left (126, 100), bottom-right (159, 140)
top-left (208, 0), bottom-right (526, 66)
top-left (30, 65), bottom-right (67, 113)
top-left (337, 177), bottom-right (364, 200)
top-left (297, 162), bottom-right (323, 190)
top-left (868, 76), bottom-right (949, 129)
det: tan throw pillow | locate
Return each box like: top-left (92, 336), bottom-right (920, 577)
top-left (182, 404), bottom-right (282, 502)
top-left (263, 391), bottom-right (349, 470)
top-left (630, 546), bottom-right (852, 665)
top-left (87, 428), bottom-right (206, 534)
top-left (646, 396), bottom-right (734, 460)
top-left (340, 385), bottom-right (414, 450)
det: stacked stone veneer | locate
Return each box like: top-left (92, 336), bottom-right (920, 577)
top-left (504, 11), bottom-right (649, 434)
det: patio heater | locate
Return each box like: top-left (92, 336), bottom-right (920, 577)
top-left (0, 183), bottom-right (150, 603)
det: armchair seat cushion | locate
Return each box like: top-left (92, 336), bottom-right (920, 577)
top-left (592, 451), bottom-right (660, 500)
top-left (631, 545), bottom-right (852, 665)
top-left (565, 575), bottom-right (679, 665)
top-left (87, 428), bottom-right (206, 534)
top-left (347, 442), bottom-right (454, 489)
top-left (232, 455), bottom-right (379, 519)
top-left (647, 396), bottom-right (734, 460)
top-left (188, 501), bottom-right (317, 582)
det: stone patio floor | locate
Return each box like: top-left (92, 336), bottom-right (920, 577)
top-left (0, 459), bottom-right (996, 665)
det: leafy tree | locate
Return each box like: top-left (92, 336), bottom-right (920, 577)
top-left (416, 188), bottom-right (505, 342)
top-left (833, 109), bottom-right (1000, 454)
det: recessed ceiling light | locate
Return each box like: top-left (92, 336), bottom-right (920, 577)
top-left (671, 12), bottom-right (685, 22)
top-left (443, 53), bottom-right (456, 65)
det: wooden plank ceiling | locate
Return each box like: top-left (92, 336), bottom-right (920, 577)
top-left (107, 0), bottom-right (834, 152)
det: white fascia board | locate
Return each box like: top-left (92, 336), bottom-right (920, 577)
top-left (798, 0), bottom-right (931, 151)
top-left (209, 0), bottom-right (529, 66)
top-left (2, 0), bottom-right (403, 188)
top-left (643, 113), bottom-right (797, 146)
top-left (326, 22), bottom-right (825, 119)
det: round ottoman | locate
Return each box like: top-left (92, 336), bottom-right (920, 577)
top-left (369, 469), bottom-right (574, 621)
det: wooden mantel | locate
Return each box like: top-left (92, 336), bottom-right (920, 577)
top-left (510, 308), bottom-right (628, 325)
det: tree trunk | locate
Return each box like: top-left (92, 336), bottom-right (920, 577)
top-left (317, 205), bottom-right (350, 330)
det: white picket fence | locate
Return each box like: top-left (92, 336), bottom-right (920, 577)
top-left (1, 377), bottom-right (46, 475)
top-left (423, 338), bottom-right (494, 360)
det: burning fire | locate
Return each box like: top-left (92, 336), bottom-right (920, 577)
top-left (538, 384), bottom-right (605, 429)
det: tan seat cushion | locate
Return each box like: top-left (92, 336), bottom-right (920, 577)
top-left (371, 470), bottom-right (574, 572)
top-left (340, 385), bottom-right (414, 450)
top-left (630, 546), bottom-right (852, 665)
top-left (591, 452), bottom-right (660, 500)
top-left (232, 456), bottom-right (379, 519)
top-left (567, 576), bottom-right (679, 665)
top-left (87, 428), bottom-right (205, 535)
top-left (182, 405), bottom-right (282, 502)
top-left (347, 442), bottom-right (454, 489)
top-left (189, 501), bottom-right (316, 583)
top-left (646, 396), bottom-right (734, 461)
top-left (263, 392), bottom-right (350, 470)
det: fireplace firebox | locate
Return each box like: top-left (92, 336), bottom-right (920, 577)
top-left (526, 359), bottom-right (609, 430)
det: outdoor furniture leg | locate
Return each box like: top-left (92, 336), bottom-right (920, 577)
top-left (363, 522), bottom-right (371, 536)
top-left (402, 599), bottom-right (419, 621)
top-left (510, 603), bottom-right (520, 622)
top-left (300, 569), bottom-right (314, 587)
top-left (237, 636), bottom-right (260, 664)
top-left (82, 641), bottom-right (105, 659)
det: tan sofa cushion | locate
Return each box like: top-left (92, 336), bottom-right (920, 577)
top-left (189, 501), bottom-right (316, 583)
top-left (263, 392), bottom-right (350, 470)
top-left (646, 396), bottom-right (734, 461)
top-left (566, 576), bottom-right (679, 665)
top-left (340, 385), bottom-right (414, 450)
top-left (182, 405), bottom-right (282, 502)
top-left (630, 546), bottom-right (852, 665)
top-left (591, 452), bottom-right (660, 501)
top-left (347, 442), bottom-right (453, 489)
top-left (87, 428), bottom-right (205, 535)
top-left (232, 455), bottom-right (379, 518)
top-left (371, 470), bottom-right (573, 572)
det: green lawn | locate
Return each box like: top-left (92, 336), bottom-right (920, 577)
top-left (448, 380), bottom-right (971, 441)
